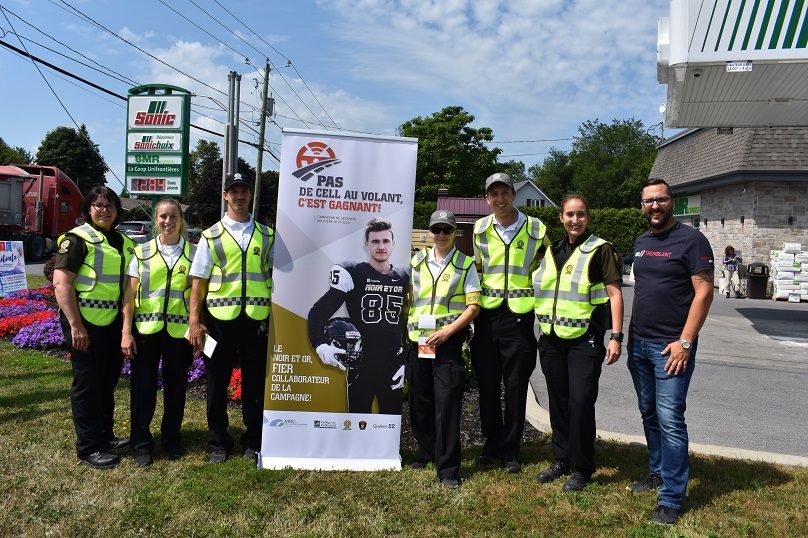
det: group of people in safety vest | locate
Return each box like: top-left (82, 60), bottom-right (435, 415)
top-left (54, 169), bottom-right (690, 523)
top-left (406, 171), bottom-right (624, 494)
top-left (54, 173), bottom-right (272, 469)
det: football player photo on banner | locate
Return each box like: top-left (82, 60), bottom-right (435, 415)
top-left (261, 128), bottom-right (417, 470)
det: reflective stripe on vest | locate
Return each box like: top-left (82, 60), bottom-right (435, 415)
top-left (533, 234), bottom-right (609, 338)
top-left (61, 224), bottom-right (134, 326)
top-left (134, 239), bottom-right (196, 338)
top-left (203, 221), bottom-right (274, 321)
top-left (406, 248), bottom-right (472, 342)
top-left (473, 214), bottom-right (546, 313)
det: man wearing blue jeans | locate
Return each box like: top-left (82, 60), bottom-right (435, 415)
top-left (627, 178), bottom-right (714, 525)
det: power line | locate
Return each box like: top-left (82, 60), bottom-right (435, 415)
top-left (486, 138), bottom-right (573, 144)
top-left (1, 3), bottom-right (139, 86)
top-left (499, 152), bottom-right (552, 158)
top-left (210, 0), bottom-right (340, 129)
top-left (185, 0), bottom-right (265, 60)
top-left (54, 0), bottom-right (228, 98)
top-left (154, 0), bottom-right (334, 134)
top-left (1, 5), bottom-right (237, 129)
top-left (0, 11), bottom-right (125, 188)
top-left (0, 38), bottom-right (278, 162)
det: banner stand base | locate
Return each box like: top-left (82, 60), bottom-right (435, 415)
top-left (258, 455), bottom-right (401, 471)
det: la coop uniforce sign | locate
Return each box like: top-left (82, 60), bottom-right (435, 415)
top-left (125, 85), bottom-right (191, 197)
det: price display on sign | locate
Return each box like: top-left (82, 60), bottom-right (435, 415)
top-left (131, 178), bottom-right (167, 193)
top-left (128, 176), bottom-right (181, 195)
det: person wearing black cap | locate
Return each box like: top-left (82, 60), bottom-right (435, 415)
top-left (406, 210), bottom-right (481, 488)
top-left (471, 172), bottom-right (550, 473)
top-left (188, 172), bottom-right (274, 464)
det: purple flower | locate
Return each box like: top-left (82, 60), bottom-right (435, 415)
top-left (0, 302), bottom-right (50, 318)
top-left (188, 356), bottom-right (206, 383)
top-left (11, 315), bottom-right (64, 348)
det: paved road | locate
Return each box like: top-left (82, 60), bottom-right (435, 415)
top-left (530, 285), bottom-right (808, 458)
top-left (25, 261), bottom-right (46, 277)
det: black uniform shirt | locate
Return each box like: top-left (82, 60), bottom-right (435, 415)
top-left (54, 223), bottom-right (126, 274)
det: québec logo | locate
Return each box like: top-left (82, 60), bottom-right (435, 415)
top-left (293, 141), bottom-right (341, 181)
top-left (134, 101), bottom-right (176, 126)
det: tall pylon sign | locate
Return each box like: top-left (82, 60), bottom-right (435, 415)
top-left (125, 85), bottom-right (191, 196)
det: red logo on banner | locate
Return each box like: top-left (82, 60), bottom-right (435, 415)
top-left (296, 141), bottom-right (336, 169)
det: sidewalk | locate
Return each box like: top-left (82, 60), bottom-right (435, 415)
top-left (525, 384), bottom-right (808, 467)
top-left (526, 286), bottom-right (808, 467)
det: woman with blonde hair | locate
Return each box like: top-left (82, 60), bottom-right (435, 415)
top-left (122, 198), bottom-right (196, 466)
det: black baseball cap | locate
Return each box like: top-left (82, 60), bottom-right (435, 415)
top-left (224, 172), bottom-right (252, 191)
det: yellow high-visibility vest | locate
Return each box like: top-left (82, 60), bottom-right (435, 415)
top-left (133, 239), bottom-right (196, 338)
top-left (473, 214), bottom-right (547, 313)
top-left (406, 248), bottom-right (473, 343)
top-left (533, 234), bottom-right (609, 338)
top-left (61, 224), bottom-right (135, 326)
top-left (202, 221), bottom-right (273, 321)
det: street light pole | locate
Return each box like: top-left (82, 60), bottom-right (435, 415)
top-left (221, 71), bottom-right (242, 217)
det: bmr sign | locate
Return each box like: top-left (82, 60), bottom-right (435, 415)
top-left (125, 85), bottom-right (191, 197)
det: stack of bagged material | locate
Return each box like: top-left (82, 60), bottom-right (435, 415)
top-left (770, 243), bottom-right (806, 301)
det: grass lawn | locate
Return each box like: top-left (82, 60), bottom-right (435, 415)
top-left (0, 341), bottom-right (805, 537)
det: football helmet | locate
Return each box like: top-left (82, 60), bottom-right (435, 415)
top-left (324, 318), bottom-right (363, 368)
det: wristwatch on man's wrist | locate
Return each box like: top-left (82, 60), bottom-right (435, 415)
top-left (609, 332), bottom-right (624, 343)
top-left (678, 338), bottom-right (692, 350)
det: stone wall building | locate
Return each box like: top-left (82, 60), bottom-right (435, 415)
top-left (650, 128), bottom-right (808, 274)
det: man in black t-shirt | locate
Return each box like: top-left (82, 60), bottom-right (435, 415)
top-left (626, 179), bottom-right (714, 526)
top-left (307, 218), bottom-right (408, 414)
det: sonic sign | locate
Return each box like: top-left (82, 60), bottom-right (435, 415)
top-left (125, 85), bottom-right (191, 196)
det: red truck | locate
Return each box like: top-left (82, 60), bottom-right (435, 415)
top-left (0, 164), bottom-right (84, 260)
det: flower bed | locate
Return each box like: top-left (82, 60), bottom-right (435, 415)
top-left (0, 285), bottom-right (242, 401)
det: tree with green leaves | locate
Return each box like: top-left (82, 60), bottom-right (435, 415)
top-left (498, 160), bottom-right (528, 183)
top-left (186, 140), bottom-right (223, 227)
top-left (398, 106), bottom-right (502, 200)
top-left (185, 139), bottom-right (269, 227)
top-left (528, 148), bottom-right (573, 205)
top-left (0, 137), bottom-right (32, 165)
top-left (529, 118), bottom-right (657, 209)
top-left (34, 125), bottom-right (108, 193)
top-left (255, 169), bottom-right (279, 226)
top-left (568, 118), bottom-right (657, 208)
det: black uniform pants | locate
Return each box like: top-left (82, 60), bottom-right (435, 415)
top-left (470, 305), bottom-right (537, 461)
top-left (539, 332), bottom-right (605, 476)
top-left (407, 331), bottom-right (467, 480)
top-left (130, 328), bottom-right (193, 453)
top-left (347, 347), bottom-right (404, 414)
top-left (60, 313), bottom-right (125, 458)
top-left (204, 314), bottom-right (268, 452)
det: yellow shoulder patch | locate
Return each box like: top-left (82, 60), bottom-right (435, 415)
top-left (58, 239), bottom-right (71, 254)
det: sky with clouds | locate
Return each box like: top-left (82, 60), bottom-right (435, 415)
top-left (0, 0), bottom-right (671, 192)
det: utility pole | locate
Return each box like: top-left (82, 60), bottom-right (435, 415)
top-left (221, 71), bottom-right (241, 217)
top-left (252, 60), bottom-right (271, 216)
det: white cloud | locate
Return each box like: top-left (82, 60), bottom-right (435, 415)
top-left (317, 0), bottom-right (668, 161)
top-left (116, 26), bottom-right (154, 43)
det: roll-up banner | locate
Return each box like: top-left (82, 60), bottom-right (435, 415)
top-left (261, 128), bottom-right (417, 470)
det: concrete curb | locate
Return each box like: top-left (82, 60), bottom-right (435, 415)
top-left (525, 384), bottom-right (808, 468)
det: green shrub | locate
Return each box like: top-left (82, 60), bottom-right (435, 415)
top-left (521, 206), bottom-right (646, 255)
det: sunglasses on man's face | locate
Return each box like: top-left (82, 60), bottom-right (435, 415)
top-left (430, 225), bottom-right (455, 235)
